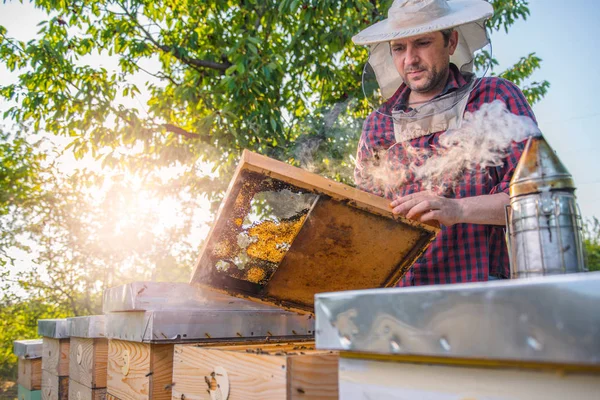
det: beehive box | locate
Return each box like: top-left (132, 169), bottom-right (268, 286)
top-left (103, 282), bottom-right (314, 400)
top-left (41, 338), bottom-right (70, 377)
top-left (18, 384), bottom-right (42, 400)
top-left (106, 340), bottom-right (174, 400)
top-left (18, 358), bottom-right (42, 391)
top-left (41, 370), bottom-right (68, 400)
top-left (191, 150), bottom-right (438, 313)
top-left (38, 319), bottom-right (70, 400)
top-left (68, 379), bottom-right (107, 400)
top-left (172, 341), bottom-right (338, 399)
top-left (14, 339), bottom-right (43, 391)
top-left (69, 316), bottom-right (108, 392)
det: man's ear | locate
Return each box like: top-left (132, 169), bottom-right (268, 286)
top-left (448, 30), bottom-right (459, 55)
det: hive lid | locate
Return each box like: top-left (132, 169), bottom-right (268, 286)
top-left (315, 272), bottom-right (600, 365)
top-left (13, 339), bottom-right (43, 359)
top-left (37, 318), bottom-right (70, 339)
top-left (102, 281), bottom-right (284, 313)
top-left (510, 135), bottom-right (575, 197)
top-left (190, 150), bottom-right (439, 314)
top-left (68, 315), bottom-right (106, 338)
top-left (104, 309), bottom-right (313, 343)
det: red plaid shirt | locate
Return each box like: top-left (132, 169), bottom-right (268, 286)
top-left (355, 64), bottom-right (536, 286)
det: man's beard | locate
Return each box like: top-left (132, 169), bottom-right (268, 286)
top-left (404, 64), bottom-right (448, 94)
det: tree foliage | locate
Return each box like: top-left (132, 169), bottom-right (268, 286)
top-left (0, 0), bottom-right (549, 377)
top-left (1, 0), bottom-right (548, 183)
top-left (584, 217), bottom-right (600, 272)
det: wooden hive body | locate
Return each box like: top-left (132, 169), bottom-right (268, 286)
top-left (41, 370), bottom-right (68, 400)
top-left (18, 357), bottom-right (42, 391)
top-left (42, 338), bottom-right (70, 377)
top-left (106, 340), bottom-right (174, 400)
top-left (68, 379), bottom-right (107, 400)
top-left (172, 341), bottom-right (339, 399)
top-left (69, 337), bottom-right (108, 389)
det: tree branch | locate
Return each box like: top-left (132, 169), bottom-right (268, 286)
top-left (163, 124), bottom-right (210, 142)
top-left (118, 4), bottom-right (231, 72)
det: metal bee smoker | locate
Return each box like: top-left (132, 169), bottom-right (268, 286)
top-left (506, 135), bottom-right (587, 278)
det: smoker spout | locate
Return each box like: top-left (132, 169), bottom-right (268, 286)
top-left (506, 136), bottom-right (587, 278)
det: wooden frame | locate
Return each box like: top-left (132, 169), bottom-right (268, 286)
top-left (191, 150), bottom-right (439, 313)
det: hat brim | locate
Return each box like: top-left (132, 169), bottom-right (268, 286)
top-left (353, 0), bottom-right (493, 45)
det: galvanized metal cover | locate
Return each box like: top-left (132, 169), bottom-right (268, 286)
top-left (105, 309), bottom-right (314, 343)
top-left (315, 272), bottom-right (600, 365)
top-left (103, 281), bottom-right (286, 313)
top-left (68, 315), bottom-right (106, 338)
top-left (37, 319), bottom-right (70, 339)
top-left (191, 150), bottom-right (438, 314)
top-left (13, 339), bottom-right (43, 359)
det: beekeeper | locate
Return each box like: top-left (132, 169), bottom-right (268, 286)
top-left (354, 0), bottom-right (537, 285)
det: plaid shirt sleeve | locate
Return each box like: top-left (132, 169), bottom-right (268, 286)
top-left (488, 79), bottom-right (538, 195)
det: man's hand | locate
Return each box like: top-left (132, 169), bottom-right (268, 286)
top-left (390, 191), bottom-right (463, 226)
top-left (391, 191), bottom-right (511, 227)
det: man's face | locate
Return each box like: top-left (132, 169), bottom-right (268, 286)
top-left (390, 31), bottom-right (458, 96)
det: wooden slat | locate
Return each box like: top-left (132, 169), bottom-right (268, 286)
top-left (41, 370), bottom-right (68, 400)
top-left (107, 340), bottom-right (151, 400)
top-left (70, 337), bottom-right (108, 388)
top-left (42, 338), bottom-right (70, 376)
top-left (172, 342), bottom-right (338, 400)
top-left (18, 358), bottom-right (42, 390)
top-left (93, 338), bottom-right (109, 388)
top-left (107, 340), bottom-right (174, 400)
top-left (288, 353), bottom-right (338, 399)
top-left (68, 378), bottom-right (107, 400)
top-left (242, 150), bottom-right (437, 227)
top-left (148, 344), bottom-right (173, 400)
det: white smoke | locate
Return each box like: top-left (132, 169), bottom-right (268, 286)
top-left (366, 100), bottom-right (541, 194)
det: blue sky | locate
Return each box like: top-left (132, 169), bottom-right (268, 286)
top-left (490, 0), bottom-right (600, 220)
top-left (1, 0), bottom-right (598, 220)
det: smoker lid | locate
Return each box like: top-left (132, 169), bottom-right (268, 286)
top-left (190, 150), bottom-right (439, 314)
top-left (510, 136), bottom-right (575, 197)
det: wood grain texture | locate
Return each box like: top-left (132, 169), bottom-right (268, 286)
top-left (288, 353), bottom-right (338, 399)
top-left (18, 358), bottom-right (42, 390)
top-left (107, 340), bottom-right (174, 400)
top-left (42, 338), bottom-right (70, 376)
top-left (17, 384), bottom-right (42, 400)
top-left (41, 370), bottom-right (68, 400)
top-left (107, 340), bottom-right (151, 400)
top-left (70, 337), bottom-right (108, 388)
top-left (149, 344), bottom-right (174, 400)
top-left (338, 357), bottom-right (600, 400)
top-left (241, 150), bottom-right (438, 228)
top-left (172, 342), bottom-right (338, 400)
top-left (68, 378), bottom-right (107, 400)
